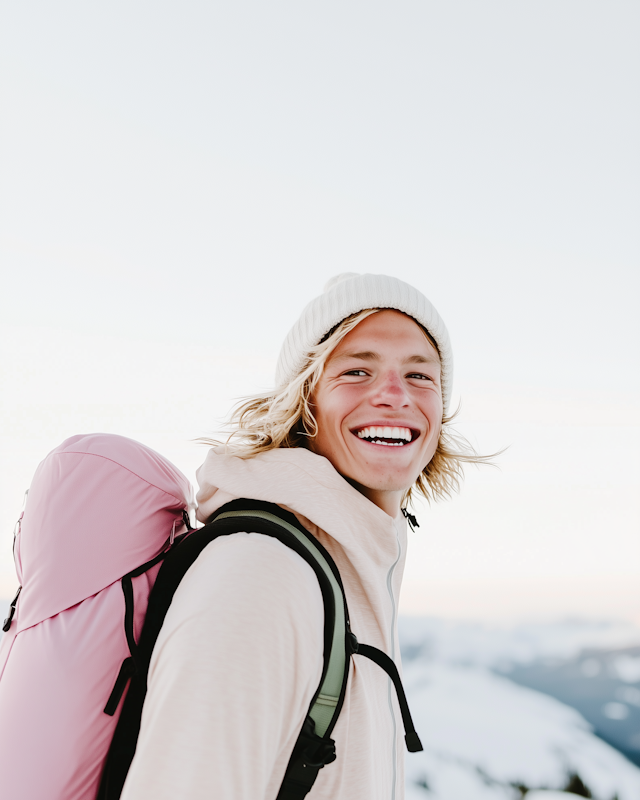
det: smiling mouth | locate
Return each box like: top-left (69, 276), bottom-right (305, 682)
top-left (354, 426), bottom-right (418, 446)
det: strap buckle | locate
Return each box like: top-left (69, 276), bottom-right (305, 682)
top-left (301, 740), bottom-right (336, 768)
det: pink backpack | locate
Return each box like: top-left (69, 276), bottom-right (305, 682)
top-left (0, 433), bottom-right (195, 800)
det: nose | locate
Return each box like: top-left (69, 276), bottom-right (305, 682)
top-left (370, 370), bottom-right (410, 408)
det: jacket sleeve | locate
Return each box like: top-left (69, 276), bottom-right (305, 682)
top-left (121, 532), bottom-right (325, 800)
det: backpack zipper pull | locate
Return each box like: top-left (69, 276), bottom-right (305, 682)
top-left (2, 586), bottom-right (22, 632)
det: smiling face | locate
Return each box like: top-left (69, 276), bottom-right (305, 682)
top-left (309, 309), bottom-right (443, 516)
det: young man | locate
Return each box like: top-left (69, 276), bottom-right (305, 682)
top-left (121, 273), bottom-right (475, 800)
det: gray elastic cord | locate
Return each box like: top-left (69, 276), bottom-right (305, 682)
top-left (215, 509), bottom-right (346, 737)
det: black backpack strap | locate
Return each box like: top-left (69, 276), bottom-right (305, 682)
top-left (350, 639), bottom-right (423, 753)
top-left (212, 504), bottom-right (350, 800)
top-left (98, 500), bottom-right (351, 800)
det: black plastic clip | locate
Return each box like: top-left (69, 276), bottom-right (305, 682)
top-left (2, 586), bottom-right (22, 633)
top-left (302, 739), bottom-right (336, 768)
top-left (401, 508), bottom-right (420, 532)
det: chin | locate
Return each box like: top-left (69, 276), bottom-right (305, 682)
top-left (357, 475), bottom-right (414, 494)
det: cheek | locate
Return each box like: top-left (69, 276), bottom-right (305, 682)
top-left (309, 393), bottom-right (340, 452)
top-left (420, 393), bottom-right (443, 428)
top-left (314, 386), bottom-right (357, 431)
top-left (311, 396), bottom-right (360, 464)
top-left (422, 421), bottom-right (442, 465)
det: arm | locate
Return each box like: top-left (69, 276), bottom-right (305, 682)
top-left (121, 532), bottom-right (325, 800)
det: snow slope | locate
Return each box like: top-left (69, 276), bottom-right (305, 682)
top-left (401, 618), bottom-right (640, 800)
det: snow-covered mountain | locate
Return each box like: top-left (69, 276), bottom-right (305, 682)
top-left (399, 617), bottom-right (640, 670)
top-left (400, 617), bottom-right (640, 800)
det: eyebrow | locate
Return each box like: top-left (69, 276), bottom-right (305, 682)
top-left (333, 351), bottom-right (440, 366)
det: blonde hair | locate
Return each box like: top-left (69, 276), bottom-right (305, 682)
top-left (208, 309), bottom-right (492, 505)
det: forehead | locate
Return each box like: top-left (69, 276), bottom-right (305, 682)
top-left (330, 309), bottom-right (440, 362)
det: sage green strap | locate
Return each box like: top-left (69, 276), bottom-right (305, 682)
top-left (216, 509), bottom-right (346, 737)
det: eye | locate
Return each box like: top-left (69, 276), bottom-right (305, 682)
top-left (407, 372), bottom-right (434, 382)
top-left (343, 369), bottom-right (368, 377)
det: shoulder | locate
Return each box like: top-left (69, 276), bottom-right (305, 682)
top-left (148, 532), bottom-right (325, 705)
top-left (161, 532), bottom-right (324, 638)
top-left (183, 531), bottom-right (320, 595)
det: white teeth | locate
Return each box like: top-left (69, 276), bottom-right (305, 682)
top-left (356, 426), bottom-right (413, 443)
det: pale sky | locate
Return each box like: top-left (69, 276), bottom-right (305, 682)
top-left (1, 1), bottom-right (638, 622)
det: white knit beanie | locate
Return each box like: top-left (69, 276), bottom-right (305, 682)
top-left (275, 273), bottom-right (453, 413)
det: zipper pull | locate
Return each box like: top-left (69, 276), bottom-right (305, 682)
top-left (3, 586), bottom-right (22, 632)
top-left (401, 508), bottom-right (420, 532)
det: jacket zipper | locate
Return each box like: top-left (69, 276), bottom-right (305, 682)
top-left (386, 520), bottom-right (403, 800)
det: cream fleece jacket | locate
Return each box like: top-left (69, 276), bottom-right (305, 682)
top-left (121, 447), bottom-right (408, 800)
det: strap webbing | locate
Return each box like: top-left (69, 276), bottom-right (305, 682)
top-left (104, 658), bottom-right (136, 716)
top-left (355, 642), bottom-right (423, 752)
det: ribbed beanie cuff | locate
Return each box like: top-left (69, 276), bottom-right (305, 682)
top-left (275, 273), bottom-right (453, 412)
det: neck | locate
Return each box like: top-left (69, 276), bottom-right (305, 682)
top-left (347, 480), bottom-right (403, 518)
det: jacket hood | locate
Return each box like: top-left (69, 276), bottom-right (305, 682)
top-left (196, 447), bottom-right (407, 650)
top-left (196, 446), bottom-right (403, 546)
